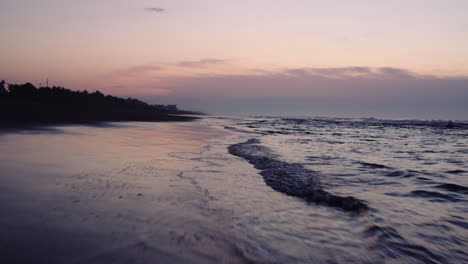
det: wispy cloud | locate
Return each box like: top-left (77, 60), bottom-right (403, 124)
top-left (144, 7), bottom-right (165, 13)
top-left (153, 66), bottom-right (468, 101)
top-left (113, 65), bottom-right (162, 77)
top-left (178, 59), bottom-right (227, 68)
top-left (285, 66), bottom-right (416, 79)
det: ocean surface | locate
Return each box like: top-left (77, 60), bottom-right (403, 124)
top-left (225, 116), bottom-right (468, 263)
top-left (0, 116), bottom-right (467, 263)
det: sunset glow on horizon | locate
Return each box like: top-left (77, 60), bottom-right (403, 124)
top-left (2, 0), bottom-right (468, 119)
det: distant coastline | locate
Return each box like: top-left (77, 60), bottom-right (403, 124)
top-left (0, 80), bottom-right (203, 128)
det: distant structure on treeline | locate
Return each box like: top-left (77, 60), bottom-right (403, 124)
top-left (0, 80), bottom-right (7, 94)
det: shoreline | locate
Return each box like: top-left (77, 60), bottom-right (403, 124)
top-left (0, 115), bottom-right (201, 131)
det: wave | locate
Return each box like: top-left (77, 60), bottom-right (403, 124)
top-left (244, 117), bottom-right (468, 136)
top-left (435, 183), bottom-right (468, 195)
top-left (445, 170), bottom-right (466, 175)
top-left (223, 126), bottom-right (263, 135)
top-left (360, 162), bottom-right (390, 169)
top-left (228, 139), bottom-right (369, 212)
top-left (410, 190), bottom-right (462, 202)
top-left (364, 224), bottom-right (444, 264)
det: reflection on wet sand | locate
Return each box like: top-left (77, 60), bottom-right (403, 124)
top-left (0, 121), bottom-right (245, 263)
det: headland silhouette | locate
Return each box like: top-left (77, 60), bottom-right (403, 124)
top-left (0, 80), bottom-right (202, 127)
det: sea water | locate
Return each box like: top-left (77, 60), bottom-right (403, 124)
top-left (224, 116), bottom-right (468, 263)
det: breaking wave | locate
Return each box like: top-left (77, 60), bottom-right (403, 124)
top-left (228, 139), bottom-right (368, 212)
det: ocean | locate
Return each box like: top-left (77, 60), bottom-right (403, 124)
top-left (0, 116), bottom-right (466, 263)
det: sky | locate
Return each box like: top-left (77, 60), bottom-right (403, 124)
top-left (1, 0), bottom-right (467, 119)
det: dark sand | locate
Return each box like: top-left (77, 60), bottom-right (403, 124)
top-left (0, 120), bottom-right (250, 263)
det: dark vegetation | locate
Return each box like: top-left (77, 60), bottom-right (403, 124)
top-left (0, 80), bottom-right (202, 127)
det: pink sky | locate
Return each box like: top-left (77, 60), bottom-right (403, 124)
top-left (1, 0), bottom-right (467, 119)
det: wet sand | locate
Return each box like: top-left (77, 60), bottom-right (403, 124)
top-left (0, 120), bottom-right (249, 263)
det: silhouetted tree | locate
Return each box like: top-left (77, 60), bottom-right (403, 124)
top-left (8, 83), bottom-right (37, 96)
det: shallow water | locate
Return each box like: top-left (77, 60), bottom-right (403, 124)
top-left (0, 117), bottom-right (466, 263)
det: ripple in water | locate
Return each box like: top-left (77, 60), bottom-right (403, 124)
top-left (227, 116), bottom-right (468, 263)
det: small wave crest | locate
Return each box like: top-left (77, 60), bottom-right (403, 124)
top-left (410, 190), bottom-right (462, 202)
top-left (360, 162), bottom-right (390, 169)
top-left (435, 183), bottom-right (468, 194)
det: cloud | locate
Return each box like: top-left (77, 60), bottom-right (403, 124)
top-left (154, 66), bottom-right (468, 103)
top-left (285, 66), bottom-right (416, 79)
top-left (141, 68), bottom-right (468, 119)
top-left (107, 65), bottom-right (468, 100)
top-left (144, 7), bottom-right (165, 13)
top-left (178, 58), bottom-right (227, 68)
top-left (113, 65), bottom-right (162, 77)
top-left (377, 67), bottom-right (414, 78)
